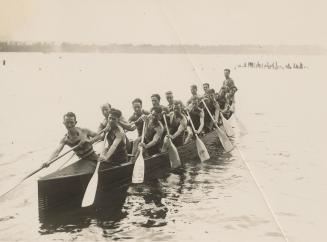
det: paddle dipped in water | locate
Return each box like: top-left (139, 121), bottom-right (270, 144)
top-left (81, 132), bottom-right (107, 207)
top-left (201, 100), bottom-right (234, 152)
top-left (163, 114), bottom-right (181, 169)
top-left (186, 110), bottom-right (210, 162)
top-left (132, 121), bottom-right (146, 183)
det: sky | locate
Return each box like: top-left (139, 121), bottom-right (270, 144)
top-left (0, 0), bottom-right (326, 46)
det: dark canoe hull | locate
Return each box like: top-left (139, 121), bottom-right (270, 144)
top-left (38, 130), bottom-right (221, 216)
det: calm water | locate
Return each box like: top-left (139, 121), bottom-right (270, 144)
top-left (0, 53), bottom-right (326, 242)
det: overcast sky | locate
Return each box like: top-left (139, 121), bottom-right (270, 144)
top-left (0, 0), bottom-right (326, 45)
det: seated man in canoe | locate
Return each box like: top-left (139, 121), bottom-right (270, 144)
top-left (99, 103), bottom-right (134, 152)
top-left (162, 100), bottom-right (188, 150)
top-left (184, 96), bottom-right (205, 144)
top-left (151, 93), bottom-right (170, 115)
top-left (165, 91), bottom-right (175, 113)
top-left (216, 86), bottom-right (233, 119)
top-left (222, 68), bottom-right (238, 100)
top-left (132, 106), bottom-right (164, 160)
top-left (186, 84), bottom-right (201, 107)
top-left (128, 98), bottom-right (150, 138)
top-left (202, 88), bottom-right (220, 133)
top-left (202, 82), bottom-right (210, 99)
top-left (98, 103), bottom-right (134, 133)
top-left (166, 91), bottom-right (185, 113)
top-left (99, 109), bottom-right (128, 165)
top-left (42, 112), bottom-right (99, 168)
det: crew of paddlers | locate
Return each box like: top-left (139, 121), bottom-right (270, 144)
top-left (42, 69), bottom-right (237, 168)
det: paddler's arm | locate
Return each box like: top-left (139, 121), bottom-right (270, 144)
top-left (221, 95), bottom-right (230, 113)
top-left (83, 128), bottom-right (102, 143)
top-left (143, 126), bottom-right (163, 149)
top-left (128, 114), bottom-right (150, 132)
top-left (98, 120), bottom-right (106, 133)
top-left (97, 120), bottom-right (107, 140)
top-left (118, 116), bottom-right (134, 131)
top-left (99, 131), bottom-right (124, 161)
top-left (170, 116), bottom-right (187, 140)
top-left (42, 139), bottom-right (66, 167)
top-left (197, 110), bottom-right (205, 134)
top-left (214, 101), bottom-right (221, 121)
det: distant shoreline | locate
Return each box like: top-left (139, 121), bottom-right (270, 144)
top-left (0, 42), bottom-right (325, 55)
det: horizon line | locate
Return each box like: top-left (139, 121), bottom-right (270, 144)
top-left (0, 42), bottom-right (325, 55)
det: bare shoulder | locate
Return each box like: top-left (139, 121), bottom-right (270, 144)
top-left (81, 127), bottom-right (97, 136)
top-left (114, 127), bottom-right (125, 139)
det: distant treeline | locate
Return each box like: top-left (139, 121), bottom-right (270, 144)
top-left (0, 41), bottom-right (325, 55)
top-left (236, 61), bottom-right (307, 70)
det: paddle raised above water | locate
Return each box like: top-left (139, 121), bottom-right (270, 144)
top-left (132, 121), bottom-right (146, 183)
top-left (201, 100), bottom-right (234, 152)
top-left (186, 110), bottom-right (210, 162)
top-left (163, 114), bottom-right (181, 169)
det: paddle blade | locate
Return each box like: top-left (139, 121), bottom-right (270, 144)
top-left (216, 126), bottom-right (234, 152)
top-left (81, 162), bottom-right (100, 207)
top-left (195, 137), bottom-right (210, 162)
top-left (132, 148), bottom-right (145, 184)
top-left (220, 113), bottom-right (235, 137)
top-left (168, 140), bottom-right (181, 169)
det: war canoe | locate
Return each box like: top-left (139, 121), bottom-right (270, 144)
top-left (38, 130), bottom-right (221, 215)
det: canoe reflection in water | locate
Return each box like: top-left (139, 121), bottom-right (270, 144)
top-left (39, 178), bottom-right (171, 234)
top-left (39, 184), bottom-right (129, 234)
top-left (38, 130), bottom-right (222, 235)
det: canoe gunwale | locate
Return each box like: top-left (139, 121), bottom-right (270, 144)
top-left (38, 130), bottom-right (218, 182)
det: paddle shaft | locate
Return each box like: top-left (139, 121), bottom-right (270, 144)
top-left (201, 100), bottom-right (220, 129)
top-left (22, 144), bottom-right (79, 181)
top-left (185, 110), bottom-right (200, 139)
top-left (23, 128), bottom-right (106, 182)
top-left (162, 114), bottom-right (171, 136)
top-left (141, 118), bottom-right (146, 144)
top-left (131, 121), bottom-right (147, 184)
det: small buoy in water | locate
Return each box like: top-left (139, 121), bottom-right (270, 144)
top-left (3, 60), bottom-right (5, 66)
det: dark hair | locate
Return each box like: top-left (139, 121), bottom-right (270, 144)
top-left (63, 112), bottom-right (76, 121)
top-left (165, 91), bottom-right (173, 95)
top-left (109, 108), bottom-right (122, 118)
top-left (132, 98), bottom-right (142, 106)
top-left (151, 94), bottom-right (161, 101)
top-left (224, 68), bottom-right (230, 73)
top-left (150, 106), bottom-right (163, 114)
top-left (173, 100), bottom-right (184, 107)
top-left (203, 83), bottom-right (210, 87)
top-left (101, 103), bottom-right (111, 109)
top-left (208, 88), bottom-right (216, 94)
top-left (190, 85), bottom-right (197, 90)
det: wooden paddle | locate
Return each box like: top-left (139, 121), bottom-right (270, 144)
top-left (81, 133), bottom-right (107, 207)
top-left (219, 112), bottom-right (235, 137)
top-left (0, 143), bottom-right (79, 199)
top-left (132, 122), bottom-right (146, 183)
top-left (0, 128), bottom-right (106, 200)
top-left (162, 114), bottom-right (181, 169)
top-left (201, 100), bottom-right (234, 152)
top-left (186, 110), bottom-right (210, 162)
